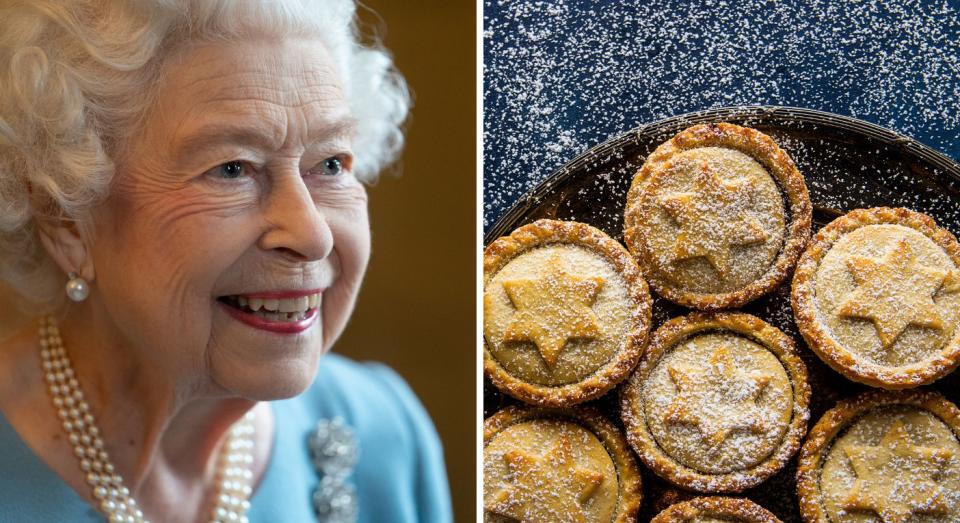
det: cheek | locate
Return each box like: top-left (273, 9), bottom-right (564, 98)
top-left (333, 207), bottom-right (371, 282)
top-left (90, 188), bottom-right (259, 349)
top-left (319, 204), bottom-right (371, 349)
top-left (103, 179), bottom-right (256, 279)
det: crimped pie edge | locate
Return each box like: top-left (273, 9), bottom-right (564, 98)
top-left (650, 496), bottom-right (783, 523)
top-left (483, 219), bottom-right (653, 406)
top-left (795, 389), bottom-right (960, 523)
top-left (791, 206), bottom-right (960, 389)
top-left (483, 405), bottom-right (644, 523)
top-left (619, 312), bottom-right (811, 493)
top-left (623, 122), bottom-right (812, 310)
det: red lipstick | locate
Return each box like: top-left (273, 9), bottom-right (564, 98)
top-left (236, 289), bottom-right (324, 299)
top-left (219, 301), bottom-right (319, 334)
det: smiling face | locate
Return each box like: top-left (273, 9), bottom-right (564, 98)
top-left (87, 38), bottom-right (369, 399)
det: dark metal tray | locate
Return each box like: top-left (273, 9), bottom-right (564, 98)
top-left (483, 106), bottom-right (960, 521)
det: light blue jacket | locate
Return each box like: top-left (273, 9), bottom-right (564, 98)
top-left (0, 354), bottom-right (452, 522)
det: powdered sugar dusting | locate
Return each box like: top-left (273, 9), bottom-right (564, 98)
top-left (484, 4), bottom-right (960, 519)
top-left (484, 0), bottom-right (960, 230)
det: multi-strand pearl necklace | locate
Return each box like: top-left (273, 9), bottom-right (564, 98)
top-left (39, 316), bottom-right (256, 523)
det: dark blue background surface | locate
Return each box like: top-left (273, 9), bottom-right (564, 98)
top-left (483, 0), bottom-right (960, 231)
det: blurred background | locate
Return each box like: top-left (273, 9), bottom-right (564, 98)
top-left (349, 1), bottom-right (475, 520)
top-left (483, 0), bottom-right (960, 230)
top-left (0, 0), bottom-right (476, 520)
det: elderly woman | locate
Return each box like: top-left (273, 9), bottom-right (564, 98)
top-left (0, 1), bottom-right (451, 522)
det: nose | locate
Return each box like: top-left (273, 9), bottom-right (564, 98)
top-left (258, 171), bottom-right (333, 262)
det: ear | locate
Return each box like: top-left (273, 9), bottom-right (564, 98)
top-left (36, 218), bottom-right (96, 282)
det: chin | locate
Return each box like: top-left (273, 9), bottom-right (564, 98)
top-left (207, 302), bottom-right (329, 399)
top-left (215, 356), bottom-right (322, 401)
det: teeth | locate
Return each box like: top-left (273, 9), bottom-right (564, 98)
top-left (228, 292), bottom-right (321, 316)
top-left (243, 309), bottom-right (308, 323)
top-left (278, 299), bottom-right (295, 313)
top-left (295, 296), bottom-right (309, 311)
top-left (278, 296), bottom-right (310, 313)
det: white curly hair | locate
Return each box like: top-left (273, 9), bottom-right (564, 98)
top-left (0, 0), bottom-right (410, 308)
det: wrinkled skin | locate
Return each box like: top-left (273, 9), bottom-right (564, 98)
top-left (1, 38), bottom-right (370, 522)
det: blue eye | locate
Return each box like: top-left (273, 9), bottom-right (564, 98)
top-left (320, 157), bottom-right (342, 176)
top-left (216, 161), bottom-right (245, 179)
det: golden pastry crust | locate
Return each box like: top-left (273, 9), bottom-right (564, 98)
top-left (483, 405), bottom-right (643, 523)
top-left (791, 207), bottom-right (960, 389)
top-left (483, 219), bottom-right (652, 406)
top-left (651, 496), bottom-right (782, 523)
top-left (620, 312), bottom-right (810, 493)
top-left (624, 122), bottom-right (811, 310)
top-left (796, 390), bottom-right (960, 523)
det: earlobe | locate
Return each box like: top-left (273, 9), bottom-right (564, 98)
top-left (36, 218), bottom-right (96, 282)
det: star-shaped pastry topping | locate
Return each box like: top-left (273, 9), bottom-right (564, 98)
top-left (942, 269), bottom-right (960, 295)
top-left (659, 162), bottom-right (769, 278)
top-left (837, 239), bottom-right (955, 349)
top-left (501, 258), bottom-right (605, 367)
top-left (487, 436), bottom-right (605, 523)
top-left (663, 345), bottom-right (773, 450)
top-left (842, 420), bottom-right (954, 523)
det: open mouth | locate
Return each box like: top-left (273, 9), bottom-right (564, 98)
top-left (217, 292), bottom-right (322, 323)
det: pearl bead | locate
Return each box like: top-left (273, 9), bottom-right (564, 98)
top-left (66, 274), bottom-right (90, 301)
top-left (39, 316), bottom-right (254, 523)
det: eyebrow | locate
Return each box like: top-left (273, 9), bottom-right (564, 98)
top-left (172, 116), bottom-right (359, 160)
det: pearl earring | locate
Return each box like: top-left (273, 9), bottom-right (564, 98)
top-left (65, 271), bottom-right (90, 302)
